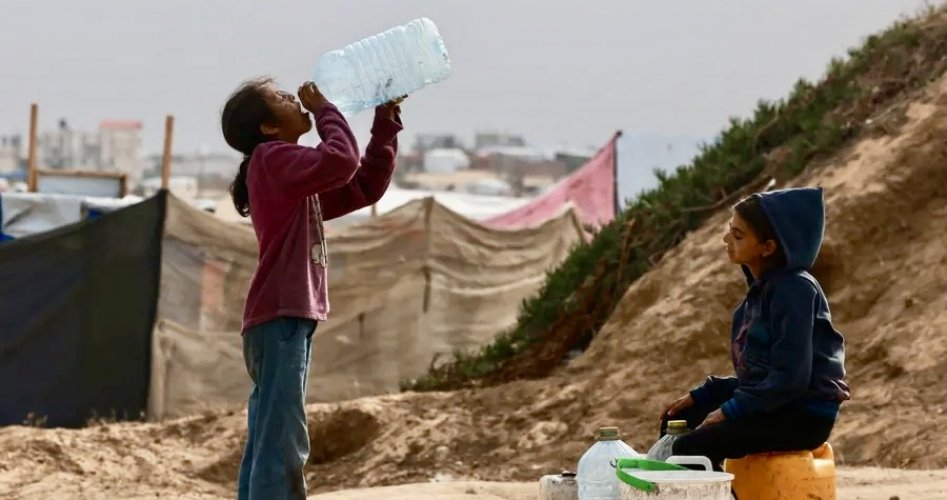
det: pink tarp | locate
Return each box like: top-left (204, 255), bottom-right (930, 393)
top-left (484, 132), bottom-right (619, 230)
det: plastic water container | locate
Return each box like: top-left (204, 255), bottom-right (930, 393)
top-left (616, 456), bottom-right (734, 500)
top-left (577, 427), bottom-right (639, 500)
top-left (539, 471), bottom-right (579, 500)
top-left (645, 420), bottom-right (690, 462)
top-left (724, 442), bottom-right (837, 500)
top-left (313, 17), bottom-right (452, 115)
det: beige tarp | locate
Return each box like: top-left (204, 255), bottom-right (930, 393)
top-left (149, 195), bottom-right (583, 419)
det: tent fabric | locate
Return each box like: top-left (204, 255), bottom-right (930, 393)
top-left (0, 192), bottom-right (142, 240)
top-left (213, 187), bottom-right (531, 232)
top-left (310, 198), bottom-right (584, 401)
top-left (0, 197), bottom-right (11, 241)
top-left (148, 319), bottom-right (248, 419)
top-left (150, 194), bottom-right (584, 418)
top-left (483, 133), bottom-right (620, 230)
top-left (343, 187), bottom-right (530, 220)
top-left (0, 191), bottom-right (166, 427)
top-left (147, 195), bottom-right (258, 419)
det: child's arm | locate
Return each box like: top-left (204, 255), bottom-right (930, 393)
top-left (320, 105), bottom-right (403, 221)
top-left (719, 277), bottom-right (818, 420)
top-left (259, 104), bottom-right (361, 199)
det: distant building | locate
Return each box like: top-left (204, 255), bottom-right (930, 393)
top-left (474, 131), bottom-right (526, 150)
top-left (34, 119), bottom-right (146, 187)
top-left (470, 149), bottom-right (567, 197)
top-left (37, 120), bottom-right (100, 171)
top-left (145, 152), bottom-right (240, 179)
top-left (141, 175), bottom-right (199, 200)
top-left (555, 150), bottom-right (593, 173)
top-left (99, 120), bottom-right (144, 184)
top-left (395, 151), bottom-right (423, 174)
top-left (415, 133), bottom-right (461, 151)
top-left (0, 135), bottom-right (23, 175)
top-left (143, 151), bottom-right (240, 198)
top-left (423, 148), bottom-right (470, 173)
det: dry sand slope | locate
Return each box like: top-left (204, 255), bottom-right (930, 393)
top-left (2, 43), bottom-right (947, 500)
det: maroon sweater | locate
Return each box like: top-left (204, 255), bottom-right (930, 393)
top-left (242, 104), bottom-right (402, 331)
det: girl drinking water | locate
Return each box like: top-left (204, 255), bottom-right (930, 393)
top-left (221, 78), bottom-right (403, 499)
top-left (660, 187), bottom-right (850, 469)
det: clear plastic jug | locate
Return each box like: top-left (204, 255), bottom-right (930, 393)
top-left (577, 426), bottom-right (639, 500)
top-left (646, 420), bottom-right (690, 462)
top-left (313, 17), bottom-right (452, 115)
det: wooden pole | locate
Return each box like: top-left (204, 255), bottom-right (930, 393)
top-left (371, 203), bottom-right (377, 217)
top-left (27, 103), bottom-right (38, 192)
top-left (161, 115), bottom-right (174, 190)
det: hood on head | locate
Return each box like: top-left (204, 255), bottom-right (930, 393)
top-left (755, 187), bottom-right (825, 271)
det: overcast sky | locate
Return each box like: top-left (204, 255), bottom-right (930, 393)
top-left (0, 0), bottom-right (937, 196)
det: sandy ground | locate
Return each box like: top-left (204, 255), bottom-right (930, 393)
top-left (322, 471), bottom-right (947, 500)
top-left (3, 469), bottom-right (946, 499)
top-left (315, 468), bottom-right (947, 499)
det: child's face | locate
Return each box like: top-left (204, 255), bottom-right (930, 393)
top-left (722, 213), bottom-right (777, 268)
top-left (258, 83), bottom-right (312, 142)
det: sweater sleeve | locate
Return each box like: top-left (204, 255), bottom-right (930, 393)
top-left (320, 105), bottom-right (403, 221)
top-left (258, 104), bottom-right (360, 200)
top-left (690, 376), bottom-right (739, 406)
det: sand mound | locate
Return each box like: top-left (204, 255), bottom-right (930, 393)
top-left (570, 73), bottom-right (947, 469)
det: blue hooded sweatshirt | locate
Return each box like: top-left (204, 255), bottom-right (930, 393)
top-left (691, 187), bottom-right (850, 420)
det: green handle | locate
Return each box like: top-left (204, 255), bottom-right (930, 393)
top-left (614, 457), bottom-right (687, 493)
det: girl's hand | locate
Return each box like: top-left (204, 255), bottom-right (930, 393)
top-left (298, 82), bottom-right (329, 113)
top-left (697, 409), bottom-right (726, 430)
top-left (661, 393), bottom-right (694, 421)
top-left (378, 95), bottom-right (407, 120)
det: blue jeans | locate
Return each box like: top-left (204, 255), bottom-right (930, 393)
top-left (237, 317), bottom-right (316, 500)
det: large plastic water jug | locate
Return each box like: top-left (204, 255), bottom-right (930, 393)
top-left (313, 17), bottom-right (452, 115)
top-left (577, 427), bottom-right (639, 500)
top-left (645, 420), bottom-right (690, 462)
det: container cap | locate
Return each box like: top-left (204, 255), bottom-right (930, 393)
top-left (595, 426), bottom-right (621, 440)
top-left (668, 420), bottom-right (688, 430)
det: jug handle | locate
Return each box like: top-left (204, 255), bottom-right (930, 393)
top-left (613, 457), bottom-right (686, 493)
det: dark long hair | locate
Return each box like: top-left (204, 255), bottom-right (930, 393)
top-left (221, 78), bottom-right (275, 217)
top-left (733, 195), bottom-right (787, 271)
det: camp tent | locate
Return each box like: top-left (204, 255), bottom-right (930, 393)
top-left (149, 194), bottom-right (584, 418)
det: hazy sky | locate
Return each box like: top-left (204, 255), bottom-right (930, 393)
top-left (0, 1), bottom-right (936, 166)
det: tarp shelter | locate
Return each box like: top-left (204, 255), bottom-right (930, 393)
top-left (0, 192), bottom-right (166, 427)
top-left (150, 195), bottom-right (584, 418)
top-left (0, 190), bottom-right (585, 422)
top-left (484, 132), bottom-right (620, 230)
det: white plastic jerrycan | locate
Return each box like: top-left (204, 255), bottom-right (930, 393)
top-left (577, 426), bottom-right (640, 500)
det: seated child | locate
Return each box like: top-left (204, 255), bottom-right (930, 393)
top-left (660, 187), bottom-right (850, 469)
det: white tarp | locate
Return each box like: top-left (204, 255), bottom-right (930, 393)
top-left (0, 192), bottom-right (142, 239)
top-left (213, 186), bottom-right (530, 230)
